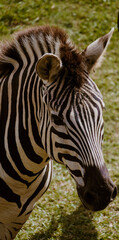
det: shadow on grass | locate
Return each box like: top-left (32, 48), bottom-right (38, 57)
top-left (30, 205), bottom-right (98, 240)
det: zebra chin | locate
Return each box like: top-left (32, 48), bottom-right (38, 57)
top-left (76, 165), bottom-right (117, 212)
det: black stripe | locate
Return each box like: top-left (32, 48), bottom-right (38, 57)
top-left (18, 72), bottom-right (43, 164)
top-left (44, 35), bottom-right (51, 53)
top-left (0, 75), bottom-right (29, 185)
top-left (8, 229), bottom-right (13, 239)
top-left (0, 178), bottom-right (21, 208)
top-left (55, 142), bottom-right (80, 156)
top-left (38, 40), bottom-right (45, 55)
top-left (69, 169), bottom-right (82, 177)
top-left (18, 164), bottom-right (50, 216)
top-left (65, 107), bottom-right (92, 165)
top-left (7, 69), bottom-right (38, 176)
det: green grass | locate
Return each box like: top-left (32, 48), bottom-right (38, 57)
top-left (0, 0), bottom-right (119, 239)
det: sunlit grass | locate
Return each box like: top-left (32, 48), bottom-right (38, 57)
top-left (0, 0), bottom-right (119, 239)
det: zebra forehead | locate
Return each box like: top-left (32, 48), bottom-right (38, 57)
top-left (0, 25), bottom-right (86, 87)
top-left (73, 87), bottom-right (105, 111)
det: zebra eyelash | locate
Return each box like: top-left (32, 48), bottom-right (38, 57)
top-left (50, 111), bottom-right (64, 124)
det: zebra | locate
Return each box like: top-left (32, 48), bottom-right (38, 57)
top-left (0, 25), bottom-right (117, 239)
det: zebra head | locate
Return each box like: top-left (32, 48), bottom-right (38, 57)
top-left (36, 28), bottom-right (117, 211)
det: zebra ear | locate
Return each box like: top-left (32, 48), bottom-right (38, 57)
top-left (36, 53), bottom-right (62, 83)
top-left (82, 28), bottom-right (114, 73)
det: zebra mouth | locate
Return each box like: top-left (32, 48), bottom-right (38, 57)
top-left (76, 185), bottom-right (114, 212)
top-left (78, 195), bottom-right (109, 212)
top-left (76, 188), bottom-right (94, 211)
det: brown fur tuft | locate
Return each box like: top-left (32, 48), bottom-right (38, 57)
top-left (60, 44), bottom-right (85, 88)
top-left (0, 26), bottom-right (86, 87)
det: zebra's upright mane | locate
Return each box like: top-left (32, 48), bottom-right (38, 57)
top-left (0, 26), bottom-right (85, 87)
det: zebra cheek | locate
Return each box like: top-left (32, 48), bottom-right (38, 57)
top-left (76, 177), bottom-right (85, 187)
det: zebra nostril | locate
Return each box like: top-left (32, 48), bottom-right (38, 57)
top-left (111, 186), bottom-right (117, 201)
top-left (84, 191), bottom-right (95, 205)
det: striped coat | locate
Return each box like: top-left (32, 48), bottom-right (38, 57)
top-left (0, 26), bottom-right (117, 239)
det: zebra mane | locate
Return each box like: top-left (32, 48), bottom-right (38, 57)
top-left (0, 26), bottom-right (85, 87)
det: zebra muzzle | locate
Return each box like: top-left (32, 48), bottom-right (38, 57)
top-left (76, 165), bottom-right (117, 211)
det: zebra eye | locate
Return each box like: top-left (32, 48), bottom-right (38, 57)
top-left (51, 113), bottom-right (64, 125)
